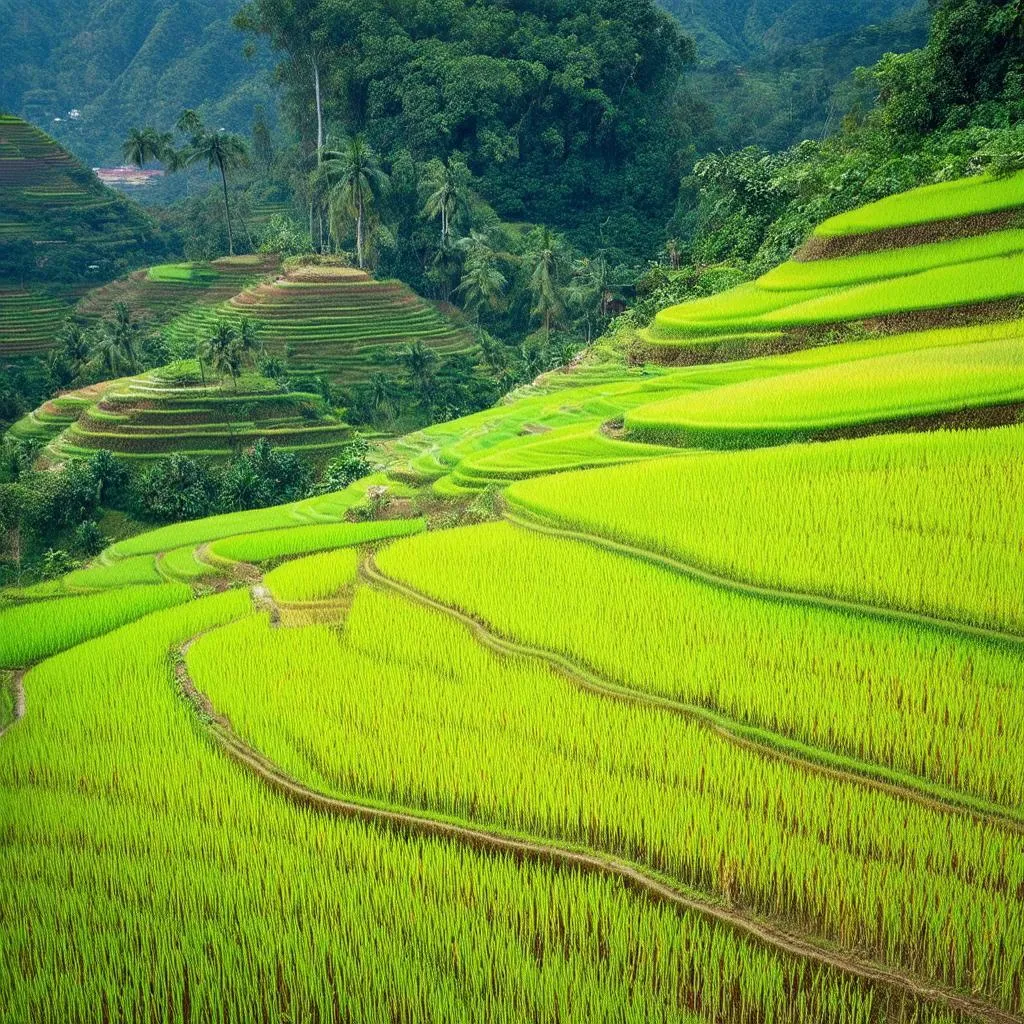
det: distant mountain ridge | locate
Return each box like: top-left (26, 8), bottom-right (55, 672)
top-left (0, 0), bottom-right (923, 166)
top-left (0, 0), bottom-right (274, 166)
top-left (658, 0), bottom-right (921, 62)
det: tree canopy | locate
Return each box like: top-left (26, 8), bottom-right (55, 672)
top-left (237, 0), bottom-right (695, 258)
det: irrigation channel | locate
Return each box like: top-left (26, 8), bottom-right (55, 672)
top-left (173, 620), bottom-right (1021, 1024)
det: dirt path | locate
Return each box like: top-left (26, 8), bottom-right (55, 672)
top-left (504, 509), bottom-right (1024, 650)
top-left (250, 583), bottom-right (281, 627)
top-left (0, 669), bottom-right (26, 739)
top-left (361, 556), bottom-right (1024, 834)
top-left (195, 543), bottom-right (263, 585)
top-left (173, 635), bottom-right (1020, 1024)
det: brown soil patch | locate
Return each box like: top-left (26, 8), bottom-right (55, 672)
top-left (814, 402), bottom-right (1024, 443)
top-left (796, 207), bottom-right (1024, 261)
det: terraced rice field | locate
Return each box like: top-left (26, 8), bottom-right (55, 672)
top-left (640, 170), bottom-right (1024, 362)
top-left (75, 255), bottom-right (280, 329)
top-left (0, 287), bottom-right (74, 357)
top-left (2, 171), bottom-right (1021, 1023)
top-left (30, 362), bottom-right (350, 461)
top-left (0, 115), bottom-right (158, 358)
top-left (223, 264), bottom-right (478, 386)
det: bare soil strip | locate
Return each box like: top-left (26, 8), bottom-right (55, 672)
top-left (361, 556), bottom-right (1024, 835)
top-left (172, 636), bottom-right (1020, 1024)
top-left (795, 208), bottom-right (1024, 260)
top-left (249, 583), bottom-right (281, 627)
top-left (504, 509), bottom-right (1024, 651)
top-left (0, 668), bottom-right (26, 739)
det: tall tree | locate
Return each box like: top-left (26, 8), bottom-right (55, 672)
top-left (202, 322), bottom-right (242, 388)
top-left (187, 131), bottom-right (249, 256)
top-left (324, 136), bottom-right (388, 269)
top-left (92, 303), bottom-right (140, 376)
top-left (456, 233), bottom-right (507, 327)
top-left (121, 127), bottom-right (163, 169)
top-left (235, 1), bottom-right (332, 165)
top-left (237, 318), bottom-right (264, 365)
top-left (528, 228), bottom-right (564, 345)
top-left (421, 156), bottom-right (472, 245)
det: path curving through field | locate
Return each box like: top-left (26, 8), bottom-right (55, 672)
top-left (172, 632), bottom-right (1022, 1024)
top-left (504, 507), bottom-right (1024, 649)
top-left (361, 555), bottom-right (1024, 833)
top-left (0, 669), bottom-right (25, 739)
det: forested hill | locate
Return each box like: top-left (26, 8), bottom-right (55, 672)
top-left (660, 0), bottom-right (920, 62)
top-left (0, 0), bottom-right (922, 168)
top-left (0, 0), bottom-right (275, 167)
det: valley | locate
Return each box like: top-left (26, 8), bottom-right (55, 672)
top-left (0, 1), bottom-right (1021, 1022)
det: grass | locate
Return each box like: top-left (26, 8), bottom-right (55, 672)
top-left (0, 591), bottom-right (923, 1024)
top-left (627, 333), bottom-right (1024, 446)
top-left (759, 228), bottom-right (1024, 290)
top-left (106, 476), bottom-right (398, 558)
top-left (208, 517), bottom-right (423, 565)
top-left (46, 363), bottom-right (348, 463)
top-left (157, 545), bottom-right (219, 581)
top-left (0, 116), bottom-right (154, 359)
top-left (164, 263), bottom-right (479, 388)
top-left (650, 254), bottom-right (1024, 342)
top-left (59, 555), bottom-right (164, 591)
top-left (814, 170), bottom-right (1024, 237)
top-left (507, 424), bottom-right (1024, 635)
top-left (145, 263), bottom-right (217, 284)
top-left (2, 168), bottom-right (1021, 1021)
top-left (263, 548), bottom-right (359, 603)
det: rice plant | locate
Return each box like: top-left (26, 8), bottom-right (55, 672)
top-left (187, 588), bottom-right (1024, 1013)
top-left (375, 523), bottom-right (1024, 810)
top-left (507, 424), bottom-right (1024, 634)
top-left (0, 591), bottom-right (932, 1024)
top-left (627, 335), bottom-right (1024, 445)
top-left (0, 583), bottom-right (191, 666)
top-left (263, 547), bottom-right (359, 603)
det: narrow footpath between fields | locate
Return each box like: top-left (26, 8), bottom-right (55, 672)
top-left (362, 554), bottom-right (1024, 834)
top-left (173, 630), bottom-right (1022, 1024)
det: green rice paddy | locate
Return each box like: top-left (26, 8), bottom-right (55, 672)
top-left (2, 169), bottom-right (1021, 1023)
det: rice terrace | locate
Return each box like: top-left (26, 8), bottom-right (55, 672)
top-left (0, 1), bottom-right (1022, 1022)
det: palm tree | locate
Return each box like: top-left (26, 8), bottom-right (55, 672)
top-left (237, 318), bottom-right (263, 365)
top-left (187, 131), bottom-right (249, 256)
top-left (324, 136), bottom-right (388, 269)
top-left (122, 127), bottom-right (163, 169)
top-left (58, 320), bottom-right (91, 368)
top-left (202, 322), bottom-right (242, 389)
top-left (422, 156), bottom-right (471, 244)
top-left (456, 236), bottom-right (507, 327)
top-left (176, 109), bottom-right (205, 146)
top-left (402, 340), bottom-right (437, 410)
top-left (565, 256), bottom-right (612, 345)
top-left (366, 372), bottom-right (396, 423)
top-left (93, 303), bottom-right (140, 376)
top-left (528, 228), bottom-right (564, 345)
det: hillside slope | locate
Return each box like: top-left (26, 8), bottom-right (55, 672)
top-left (11, 361), bottom-right (349, 463)
top-left (0, 114), bottom-right (168, 359)
top-left (659, 0), bottom-right (920, 61)
top-left (1, 171), bottom-right (1021, 1023)
top-left (163, 263), bottom-right (479, 389)
top-left (0, 0), bottom-right (274, 166)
